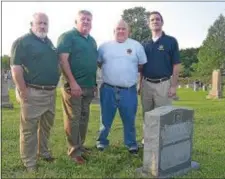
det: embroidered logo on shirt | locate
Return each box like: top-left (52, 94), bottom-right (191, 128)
top-left (127, 48), bottom-right (132, 54)
top-left (158, 45), bottom-right (164, 51)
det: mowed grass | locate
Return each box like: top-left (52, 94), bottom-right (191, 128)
top-left (1, 88), bottom-right (225, 178)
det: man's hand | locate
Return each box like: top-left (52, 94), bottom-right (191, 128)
top-left (70, 82), bottom-right (82, 97)
top-left (168, 86), bottom-right (177, 97)
top-left (16, 87), bottom-right (28, 103)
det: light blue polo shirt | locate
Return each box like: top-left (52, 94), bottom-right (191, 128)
top-left (98, 38), bottom-right (147, 87)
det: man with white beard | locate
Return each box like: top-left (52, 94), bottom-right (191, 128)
top-left (10, 12), bottom-right (60, 172)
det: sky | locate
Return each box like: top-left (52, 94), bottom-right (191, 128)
top-left (1, 2), bottom-right (225, 55)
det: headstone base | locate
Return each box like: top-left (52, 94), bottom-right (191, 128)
top-left (1, 102), bottom-right (14, 109)
top-left (136, 161), bottom-right (200, 178)
top-left (206, 90), bottom-right (222, 99)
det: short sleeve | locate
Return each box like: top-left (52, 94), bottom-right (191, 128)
top-left (10, 39), bottom-right (25, 66)
top-left (57, 33), bottom-right (72, 54)
top-left (136, 43), bottom-right (147, 65)
top-left (171, 38), bottom-right (180, 64)
top-left (97, 44), bottom-right (104, 63)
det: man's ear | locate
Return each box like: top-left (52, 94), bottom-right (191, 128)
top-left (30, 22), bottom-right (33, 27)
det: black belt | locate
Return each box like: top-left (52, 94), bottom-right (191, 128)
top-left (104, 83), bottom-right (135, 89)
top-left (27, 84), bottom-right (56, 90)
top-left (144, 77), bottom-right (170, 83)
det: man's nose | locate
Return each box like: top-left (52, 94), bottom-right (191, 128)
top-left (83, 19), bottom-right (89, 23)
top-left (40, 23), bottom-right (47, 28)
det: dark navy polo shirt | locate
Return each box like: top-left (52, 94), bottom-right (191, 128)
top-left (142, 32), bottom-right (180, 79)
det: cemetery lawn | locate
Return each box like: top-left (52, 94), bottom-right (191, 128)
top-left (2, 88), bottom-right (225, 178)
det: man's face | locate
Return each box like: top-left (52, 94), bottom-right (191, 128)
top-left (149, 13), bottom-right (163, 31)
top-left (31, 14), bottom-right (48, 39)
top-left (114, 21), bottom-right (129, 43)
top-left (76, 13), bottom-right (92, 35)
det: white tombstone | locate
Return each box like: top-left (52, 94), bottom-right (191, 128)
top-left (1, 73), bottom-right (13, 109)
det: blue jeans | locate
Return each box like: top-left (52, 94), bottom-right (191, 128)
top-left (96, 83), bottom-right (138, 149)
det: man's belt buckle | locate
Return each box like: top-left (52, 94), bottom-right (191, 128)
top-left (145, 77), bottom-right (169, 83)
top-left (27, 84), bottom-right (56, 90)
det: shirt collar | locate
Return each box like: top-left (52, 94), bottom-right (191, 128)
top-left (73, 27), bottom-right (90, 39)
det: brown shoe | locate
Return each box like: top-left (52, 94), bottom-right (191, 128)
top-left (71, 156), bottom-right (85, 165)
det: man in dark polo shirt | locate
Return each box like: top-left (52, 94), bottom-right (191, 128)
top-left (139, 11), bottom-right (181, 145)
top-left (10, 12), bottom-right (60, 172)
top-left (57, 10), bottom-right (97, 165)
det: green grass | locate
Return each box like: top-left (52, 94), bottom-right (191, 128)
top-left (2, 88), bottom-right (225, 178)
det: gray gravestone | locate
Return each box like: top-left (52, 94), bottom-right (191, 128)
top-left (202, 85), bottom-right (207, 91)
top-left (193, 83), bottom-right (198, 91)
top-left (136, 106), bottom-right (199, 178)
top-left (1, 74), bottom-right (13, 109)
top-left (92, 69), bottom-right (102, 104)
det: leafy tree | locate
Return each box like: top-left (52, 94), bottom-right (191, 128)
top-left (179, 48), bottom-right (199, 77)
top-left (121, 7), bottom-right (151, 42)
top-left (1, 55), bottom-right (10, 70)
top-left (196, 14), bottom-right (225, 76)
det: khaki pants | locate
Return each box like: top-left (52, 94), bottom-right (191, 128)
top-left (141, 79), bottom-right (172, 138)
top-left (16, 87), bottom-right (56, 168)
top-left (61, 87), bottom-right (94, 157)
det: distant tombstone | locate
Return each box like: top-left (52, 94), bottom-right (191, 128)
top-left (207, 69), bottom-right (222, 99)
top-left (202, 85), bottom-right (207, 91)
top-left (1, 73), bottom-right (13, 109)
top-left (186, 84), bottom-right (189, 88)
top-left (136, 106), bottom-right (199, 178)
top-left (178, 85), bottom-right (181, 89)
top-left (193, 83), bottom-right (198, 91)
top-left (92, 69), bottom-right (102, 104)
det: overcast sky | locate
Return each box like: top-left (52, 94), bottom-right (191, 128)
top-left (2, 2), bottom-right (225, 55)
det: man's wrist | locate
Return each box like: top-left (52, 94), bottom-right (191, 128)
top-left (18, 88), bottom-right (26, 93)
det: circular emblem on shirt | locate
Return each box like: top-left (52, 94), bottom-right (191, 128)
top-left (158, 45), bottom-right (164, 51)
top-left (127, 48), bottom-right (132, 54)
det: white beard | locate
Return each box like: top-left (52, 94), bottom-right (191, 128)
top-left (34, 31), bottom-right (47, 39)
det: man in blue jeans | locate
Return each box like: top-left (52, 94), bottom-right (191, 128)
top-left (96, 19), bottom-right (147, 154)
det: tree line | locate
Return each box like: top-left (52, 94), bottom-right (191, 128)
top-left (2, 7), bottom-right (225, 80)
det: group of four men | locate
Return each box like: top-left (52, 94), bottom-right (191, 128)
top-left (10, 10), bottom-right (180, 172)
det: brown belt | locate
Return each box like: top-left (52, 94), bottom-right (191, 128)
top-left (27, 84), bottom-right (56, 90)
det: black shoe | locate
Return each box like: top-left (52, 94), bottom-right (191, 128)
top-left (129, 149), bottom-right (139, 155)
top-left (42, 156), bottom-right (55, 163)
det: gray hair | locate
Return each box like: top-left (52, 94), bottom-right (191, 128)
top-left (30, 12), bottom-right (48, 25)
top-left (77, 10), bottom-right (92, 17)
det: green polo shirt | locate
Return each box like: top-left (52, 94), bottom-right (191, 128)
top-left (10, 30), bottom-right (60, 86)
top-left (57, 28), bottom-right (98, 88)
